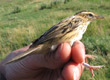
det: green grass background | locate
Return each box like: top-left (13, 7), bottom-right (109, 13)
top-left (0, 0), bottom-right (110, 79)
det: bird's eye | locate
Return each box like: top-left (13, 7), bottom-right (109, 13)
top-left (88, 14), bottom-right (93, 17)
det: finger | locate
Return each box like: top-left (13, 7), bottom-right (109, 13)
top-left (62, 62), bottom-right (84, 80)
top-left (22, 42), bottom-right (71, 69)
top-left (71, 41), bottom-right (85, 63)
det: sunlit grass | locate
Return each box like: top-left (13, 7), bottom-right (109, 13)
top-left (0, 0), bottom-right (110, 79)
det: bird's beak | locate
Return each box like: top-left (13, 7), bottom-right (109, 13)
top-left (95, 16), bottom-right (104, 19)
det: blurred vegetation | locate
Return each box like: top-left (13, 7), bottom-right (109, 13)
top-left (0, 0), bottom-right (110, 79)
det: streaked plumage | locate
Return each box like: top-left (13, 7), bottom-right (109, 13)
top-left (6, 10), bottom-right (104, 64)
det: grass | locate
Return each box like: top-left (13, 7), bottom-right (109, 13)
top-left (0, 0), bottom-right (110, 79)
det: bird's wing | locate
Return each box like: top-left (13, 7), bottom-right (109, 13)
top-left (31, 16), bottom-right (78, 47)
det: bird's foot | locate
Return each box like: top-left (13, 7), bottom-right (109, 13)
top-left (83, 55), bottom-right (104, 77)
top-left (83, 63), bottom-right (104, 77)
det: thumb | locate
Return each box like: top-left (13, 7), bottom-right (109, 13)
top-left (23, 43), bottom-right (71, 69)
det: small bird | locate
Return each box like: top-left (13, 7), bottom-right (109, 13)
top-left (6, 10), bottom-right (104, 64)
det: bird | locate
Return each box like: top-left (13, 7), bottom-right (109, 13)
top-left (6, 10), bottom-right (104, 64)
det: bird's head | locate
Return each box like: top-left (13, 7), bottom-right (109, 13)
top-left (75, 10), bottom-right (104, 22)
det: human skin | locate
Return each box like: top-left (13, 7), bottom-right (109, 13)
top-left (0, 41), bottom-right (85, 80)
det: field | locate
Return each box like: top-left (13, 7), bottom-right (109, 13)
top-left (0, 0), bottom-right (110, 79)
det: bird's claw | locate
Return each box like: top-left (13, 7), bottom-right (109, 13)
top-left (88, 65), bottom-right (104, 77)
top-left (85, 54), bottom-right (96, 60)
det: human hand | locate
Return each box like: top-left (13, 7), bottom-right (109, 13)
top-left (0, 41), bottom-right (85, 80)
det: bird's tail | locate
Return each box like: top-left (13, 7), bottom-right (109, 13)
top-left (6, 45), bottom-right (43, 64)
